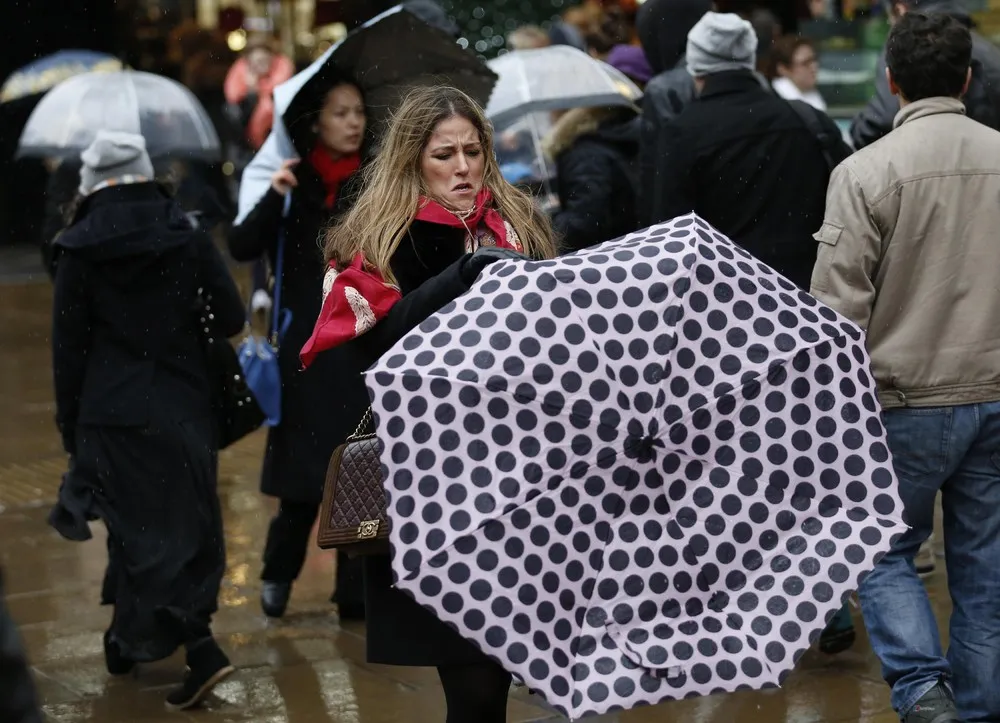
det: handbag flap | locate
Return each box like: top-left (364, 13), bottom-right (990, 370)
top-left (318, 435), bottom-right (390, 550)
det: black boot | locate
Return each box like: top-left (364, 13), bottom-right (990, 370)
top-left (330, 591), bottom-right (366, 621)
top-left (260, 581), bottom-right (291, 618)
top-left (103, 630), bottom-right (135, 676)
top-left (164, 638), bottom-right (234, 711)
top-left (331, 552), bottom-right (365, 621)
top-left (818, 604), bottom-right (856, 655)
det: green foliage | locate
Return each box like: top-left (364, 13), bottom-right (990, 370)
top-left (438, 0), bottom-right (580, 57)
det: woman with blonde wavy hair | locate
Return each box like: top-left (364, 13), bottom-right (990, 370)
top-left (301, 85), bottom-right (555, 723)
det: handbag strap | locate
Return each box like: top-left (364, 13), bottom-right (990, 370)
top-left (270, 193), bottom-right (292, 346)
top-left (349, 407), bottom-right (374, 440)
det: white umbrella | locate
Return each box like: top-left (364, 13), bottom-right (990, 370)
top-left (485, 46), bottom-right (643, 131)
top-left (16, 70), bottom-right (219, 160)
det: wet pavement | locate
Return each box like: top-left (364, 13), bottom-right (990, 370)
top-left (0, 274), bottom-right (953, 722)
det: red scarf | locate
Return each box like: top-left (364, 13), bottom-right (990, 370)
top-left (300, 188), bottom-right (522, 368)
top-left (309, 147), bottom-right (361, 208)
top-left (415, 188), bottom-right (522, 251)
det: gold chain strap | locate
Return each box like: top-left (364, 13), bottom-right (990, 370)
top-left (348, 407), bottom-right (374, 441)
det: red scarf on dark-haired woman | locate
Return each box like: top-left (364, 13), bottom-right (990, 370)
top-left (308, 146), bottom-right (360, 208)
top-left (300, 187), bottom-right (523, 368)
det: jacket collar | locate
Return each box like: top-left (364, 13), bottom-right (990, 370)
top-left (699, 70), bottom-right (766, 99)
top-left (84, 181), bottom-right (168, 209)
top-left (893, 97), bottom-right (966, 128)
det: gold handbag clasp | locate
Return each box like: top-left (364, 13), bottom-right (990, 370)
top-left (358, 520), bottom-right (380, 540)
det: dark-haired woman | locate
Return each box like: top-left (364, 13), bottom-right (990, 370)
top-left (228, 78), bottom-right (368, 620)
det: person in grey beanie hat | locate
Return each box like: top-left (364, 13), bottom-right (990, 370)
top-left (686, 12), bottom-right (758, 78)
top-left (78, 130), bottom-right (155, 195)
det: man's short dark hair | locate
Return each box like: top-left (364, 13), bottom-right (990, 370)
top-left (886, 12), bottom-right (972, 101)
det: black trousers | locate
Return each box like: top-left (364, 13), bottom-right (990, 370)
top-left (261, 499), bottom-right (363, 607)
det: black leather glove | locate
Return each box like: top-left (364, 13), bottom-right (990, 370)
top-left (459, 247), bottom-right (529, 286)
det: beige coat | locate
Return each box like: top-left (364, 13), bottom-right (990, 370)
top-left (811, 97), bottom-right (1000, 409)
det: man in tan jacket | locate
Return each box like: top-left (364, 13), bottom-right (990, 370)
top-left (811, 12), bottom-right (1000, 723)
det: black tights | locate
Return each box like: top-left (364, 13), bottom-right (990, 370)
top-left (438, 661), bottom-right (511, 723)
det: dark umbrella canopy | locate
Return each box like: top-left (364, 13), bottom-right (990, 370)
top-left (367, 214), bottom-right (906, 719)
top-left (281, 4), bottom-right (496, 146)
top-left (237, 4), bottom-right (496, 223)
top-left (0, 50), bottom-right (122, 104)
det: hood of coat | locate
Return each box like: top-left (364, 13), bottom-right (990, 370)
top-left (902, 0), bottom-right (971, 24)
top-left (636, 0), bottom-right (713, 75)
top-left (542, 106), bottom-right (640, 160)
top-left (55, 183), bottom-right (197, 283)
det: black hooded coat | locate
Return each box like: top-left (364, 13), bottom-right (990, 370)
top-left (548, 107), bottom-right (641, 251)
top-left (635, 0), bottom-right (712, 227)
top-left (49, 183), bottom-right (245, 662)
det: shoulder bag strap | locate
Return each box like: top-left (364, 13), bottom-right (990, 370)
top-left (270, 192), bottom-right (293, 346)
top-left (787, 99), bottom-right (838, 173)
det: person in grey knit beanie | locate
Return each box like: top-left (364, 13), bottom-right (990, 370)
top-left (686, 12), bottom-right (758, 78)
top-left (78, 130), bottom-right (155, 195)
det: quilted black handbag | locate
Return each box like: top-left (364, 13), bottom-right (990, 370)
top-left (318, 408), bottom-right (390, 555)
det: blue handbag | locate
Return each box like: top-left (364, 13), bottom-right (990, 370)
top-left (238, 194), bottom-right (292, 426)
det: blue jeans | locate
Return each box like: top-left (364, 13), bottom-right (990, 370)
top-left (859, 402), bottom-right (1000, 721)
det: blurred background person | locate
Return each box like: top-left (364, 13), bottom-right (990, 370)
top-left (544, 102), bottom-right (640, 252)
top-left (850, 0), bottom-right (1000, 149)
top-left (747, 7), bottom-right (782, 77)
top-left (607, 43), bottom-right (654, 89)
top-left (506, 25), bottom-right (550, 51)
top-left (225, 37), bottom-right (295, 155)
top-left (228, 73), bottom-right (368, 622)
top-left (635, 0), bottom-right (713, 228)
top-left (544, 46), bottom-right (645, 252)
top-left (771, 35), bottom-right (827, 111)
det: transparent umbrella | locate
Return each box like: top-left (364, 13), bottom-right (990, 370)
top-left (17, 70), bottom-right (220, 161)
top-left (485, 45), bottom-right (643, 131)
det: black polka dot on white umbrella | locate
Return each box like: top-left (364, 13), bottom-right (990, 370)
top-left (368, 214), bottom-right (905, 719)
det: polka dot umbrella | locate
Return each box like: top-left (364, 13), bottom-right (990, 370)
top-left (366, 214), bottom-right (906, 719)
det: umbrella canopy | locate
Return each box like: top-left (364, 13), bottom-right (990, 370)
top-left (17, 70), bottom-right (219, 161)
top-left (235, 4), bottom-right (497, 224)
top-left (485, 46), bottom-right (643, 131)
top-left (1, 50), bottom-right (123, 104)
top-left (366, 214), bottom-right (906, 719)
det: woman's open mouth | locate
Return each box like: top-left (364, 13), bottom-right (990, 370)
top-left (452, 183), bottom-right (473, 193)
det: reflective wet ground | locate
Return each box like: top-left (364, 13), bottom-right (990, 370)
top-left (1, 276), bottom-right (952, 722)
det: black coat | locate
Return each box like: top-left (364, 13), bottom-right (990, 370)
top-left (228, 162), bottom-right (369, 503)
top-left (551, 110), bottom-right (640, 252)
top-left (52, 184), bottom-right (245, 455)
top-left (635, 0), bottom-right (710, 228)
top-left (649, 71), bottom-right (850, 290)
top-left (851, 0), bottom-right (1000, 149)
top-left (339, 221), bottom-right (500, 666)
top-left (0, 570), bottom-right (41, 723)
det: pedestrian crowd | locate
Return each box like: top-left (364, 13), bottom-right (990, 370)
top-left (2, 1), bottom-right (1000, 722)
